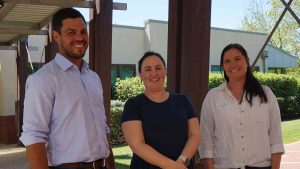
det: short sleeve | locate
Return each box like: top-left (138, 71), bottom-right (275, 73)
top-left (182, 95), bottom-right (196, 119)
top-left (121, 97), bottom-right (142, 123)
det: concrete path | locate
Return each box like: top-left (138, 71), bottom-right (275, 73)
top-left (0, 144), bottom-right (29, 169)
top-left (1, 141), bottom-right (300, 169)
top-left (280, 141), bottom-right (300, 169)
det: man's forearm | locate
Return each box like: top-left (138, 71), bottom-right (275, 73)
top-left (26, 143), bottom-right (49, 169)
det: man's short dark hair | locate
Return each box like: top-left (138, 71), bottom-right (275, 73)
top-left (52, 8), bottom-right (86, 34)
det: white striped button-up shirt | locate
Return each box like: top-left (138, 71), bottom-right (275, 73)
top-left (199, 83), bottom-right (284, 169)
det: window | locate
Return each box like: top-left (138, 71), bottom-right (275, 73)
top-left (268, 67), bottom-right (286, 74)
top-left (211, 65), bottom-right (223, 73)
top-left (253, 66), bottom-right (260, 72)
top-left (111, 64), bottom-right (136, 85)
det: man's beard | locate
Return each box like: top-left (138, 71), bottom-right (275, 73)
top-left (62, 43), bottom-right (87, 59)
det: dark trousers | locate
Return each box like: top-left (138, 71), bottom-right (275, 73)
top-left (49, 167), bottom-right (107, 169)
top-left (243, 166), bottom-right (271, 169)
top-left (49, 167), bottom-right (93, 169)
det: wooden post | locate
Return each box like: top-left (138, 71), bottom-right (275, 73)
top-left (90, 0), bottom-right (116, 168)
top-left (168, 0), bottom-right (212, 168)
top-left (16, 37), bottom-right (28, 141)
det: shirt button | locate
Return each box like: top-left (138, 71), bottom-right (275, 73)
top-left (240, 122), bottom-right (243, 125)
top-left (241, 136), bottom-right (244, 138)
top-left (242, 148), bottom-right (245, 151)
top-left (241, 110), bottom-right (244, 113)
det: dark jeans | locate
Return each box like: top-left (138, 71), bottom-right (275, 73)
top-left (49, 167), bottom-right (108, 169)
top-left (244, 166), bottom-right (271, 169)
top-left (49, 167), bottom-right (93, 169)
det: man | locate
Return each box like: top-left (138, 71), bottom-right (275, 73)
top-left (20, 8), bottom-right (111, 169)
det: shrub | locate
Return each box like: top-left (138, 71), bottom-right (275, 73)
top-left (115, 77), bottom-right (144, 101)
top-left (255, 72), bottom-right (298, 98)
top-left (110, 100), bottom-right (125, 145)
top-left (278, 96), bottom-right (300, 119)
top-left (208, 73), bottom-right (224, 89)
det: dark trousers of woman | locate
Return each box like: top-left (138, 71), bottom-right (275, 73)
top-left (244, 166), bottom-right (271, 169)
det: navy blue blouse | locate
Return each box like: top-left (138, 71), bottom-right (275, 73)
top-left (121, 93), bottom-right (196, 169)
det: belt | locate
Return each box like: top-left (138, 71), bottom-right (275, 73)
top-left (57, 158), bottom-right (105, 169)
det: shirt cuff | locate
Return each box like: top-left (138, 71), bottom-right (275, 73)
top-left (198, 148), bottom-right (214, 159)
top-left (19, 134), bottom-right (47, 146)
top-left (271, 143), bottom-right (285, 154)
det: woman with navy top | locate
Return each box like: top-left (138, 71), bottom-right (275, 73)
top-left (121, 51), bottom-right (201, 169)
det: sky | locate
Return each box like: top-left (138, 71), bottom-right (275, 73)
top-left (78, 0), bottom-right (249, 30)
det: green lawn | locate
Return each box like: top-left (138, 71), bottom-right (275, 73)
top-left (112, 144), bottom-right (131, 169)
top-left (282, 118), bottom-right (300, 144)
top-left (112, 119), bottom-right (300, 168)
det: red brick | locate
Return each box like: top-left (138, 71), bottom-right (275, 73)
top-left (0, 116), bottom-right (18, 144)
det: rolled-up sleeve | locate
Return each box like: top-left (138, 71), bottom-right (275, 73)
top-left (266, 87), bottom-right (285, 154)
top-left (19, 74), bottom-right (55, 146)
top-left (198, 92), bottom-right (215, 159)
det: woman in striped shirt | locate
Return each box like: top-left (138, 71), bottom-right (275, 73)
top-left (199, 43), bottom-right (284, 169)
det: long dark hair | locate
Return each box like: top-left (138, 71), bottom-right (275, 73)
top-left (220, 43), bottom-right (267, 105)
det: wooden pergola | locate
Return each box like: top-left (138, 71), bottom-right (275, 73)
top-left (0, 0), bottom-right (212, 168)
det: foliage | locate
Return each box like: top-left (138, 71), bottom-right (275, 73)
top-left (115, 77), bottom-right (144, 101)
top-left (242, 0), bottom-right (300, 57)
top-left (208, 72), bottom-right (298, 98)
top-left (110, 100), bottom-right (125, 145)
top-left (254, 72), bottom-right (298, 97)
top-left (208, 73), bottom-right (224, 89)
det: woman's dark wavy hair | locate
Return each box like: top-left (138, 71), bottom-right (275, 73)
top-left (138, 51), bottom-right (166, 73)
top-left (220, 43), bottom-right (267, 106)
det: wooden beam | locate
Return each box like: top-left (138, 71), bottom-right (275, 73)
top-left (0, 45), bottom-right (17, 50)
top-left (8, 34), bottom-right (28, 45)
top-left (0, 20), bottom-right (37, 27)
top-left (280, 0), bottom-right (300, 25)
top-left (0, 28), bottom-right (48, 35)
top-left (0, 3), bottom-right (15, 20)
top-left (2, 0), bottom-right (95, 8)
top-left (252, 0), bottom-right (293, 67)
top-left (0, 42), bottom-right (9, 46)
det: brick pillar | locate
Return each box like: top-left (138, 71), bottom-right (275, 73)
top-left (0, 116), bottom-right (18, 144)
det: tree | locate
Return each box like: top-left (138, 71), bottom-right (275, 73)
top-left (242, 0), bottom-right (300, 57)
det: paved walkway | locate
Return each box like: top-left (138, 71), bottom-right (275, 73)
top-left (1, 141), bottom-right (300, 169)
top-left (280, 141), bottom-right (300, 169)
top-left (0, 144), bottom-right (28, 169)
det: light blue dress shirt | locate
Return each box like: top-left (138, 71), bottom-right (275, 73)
top-left (20, 54), bottom-right (110, 166)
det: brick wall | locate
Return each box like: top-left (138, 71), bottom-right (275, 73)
top-left (0, 116), bottom-right (18, 144)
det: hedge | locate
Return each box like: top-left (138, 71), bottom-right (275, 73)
top-left (110, 73), bottom-right (300, 143)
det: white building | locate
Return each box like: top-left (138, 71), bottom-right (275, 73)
top-left (0, 20), bottom-right (298, 132)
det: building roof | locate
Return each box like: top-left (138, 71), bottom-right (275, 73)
top-left (0, 0), bottom-right (94, 47)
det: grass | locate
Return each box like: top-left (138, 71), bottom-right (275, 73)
top-left (282, 118), bottom-right (300, 144)
top-left (112, 119), bottom-right (300, 168)
top-left (112, 144), bottom-right (131, 169)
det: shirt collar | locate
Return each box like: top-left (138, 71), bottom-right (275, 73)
top-left (54, 53), bottom-right (89, 72)
top-left (217, 81), bottom-right (246, 102)
top-left (215, 82), bottom-right (227, 91)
